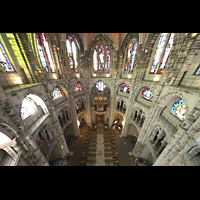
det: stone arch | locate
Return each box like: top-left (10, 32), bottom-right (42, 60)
top-left (133, 83), bottom-right (153, 101)
top-left (120, 33), bottom-right (139, 52)
top-left (18, 88), bottom-right (50, 119)
top-left (88, 33), bottom-right (116, 51)
top-left (66, 33), bottom-right (84, 54)
top-left (48, 144), bottom-right (62, 165)
top-left (52, 83), bottom-right (69, 99)
top-left (78, 112), bottom-right (88, 125)
top-left (0, 122), bottom-right (18, 141)
top-left (117, 82), bottom-right (131, 94)
top-left (158, 91), bottom-right (189, 115)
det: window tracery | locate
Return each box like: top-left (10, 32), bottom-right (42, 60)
top-left (66, 36), bottom-right (79, 73)
top-left (124, 39), bottom-right (138, 74)
top-left (120, 83), bottom-right (130, 93)
top-left (170, 99), bottom-right (186, 121)
top-left (150, 33), bottom-right (174, 74)
top-left (0, 42), bottom-right (15, 72)
top-left (141, 88), bottom-right (153, 102)
top-left (53, 87), bottom-right (63, 100)
top-left (93, 44), bottom-right (110, 74)
top-left (36, 33), bottom-right (55, 73)
top-left (73, 83), bottom-right (82, 92)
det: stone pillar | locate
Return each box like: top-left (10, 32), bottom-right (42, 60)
top-left (157, 138), bottom-right (167, 155)
top-left (47, 104), bottom-right (70, 157)
top-left (153, 125), bottom-right (186, 166)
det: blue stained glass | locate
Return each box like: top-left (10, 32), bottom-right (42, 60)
top-left (179, 100), bottom-right (184, 105)
top-left (172, 107), bottom-right (176, 112)
top-left (174, 102), bottom-right (179, 107)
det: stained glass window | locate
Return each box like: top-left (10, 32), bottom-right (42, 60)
top-left (170, 99), bottom-right (186, 121)
top-left (124, 39), bottom-right (138, 74)
top-left (73, 83), bottom-right (82, 92)
top-left (0, 43), bottom-right (15, 72)
top-left (120, 83), bottom-right (130, 93)
top-left (99, 44), bottom-right (104, 73)
top-left (21, 97), bottom-right (37, 121)
top-left (93, 49), bottom-right (98, 73)
top-left (53, 88), bottom-right (63, 100)
top-left (105, 50), bottom-right (110, 73)
top-left (141, 88), bottom-right (153, 102)
top-left (158, 33), bottom-right (174, 73)
top-left (150, 33), bottom-right (174, 74)
top-left (93, 44), bottom-right (110, 74)
top-left (96, 81), bottom-right (106, 92)
top-left (40, 33), bottom-right (55, 72)
top-left (36, 34), bottom-right (48, 71)
top-left (66, 37), bottom-right (79, 73)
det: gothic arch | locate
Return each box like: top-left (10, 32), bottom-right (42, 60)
top-left (0, 121), bottom-right (18, 140)
top-left (66, 33), bottom-right (84, 54)
top-left (90, 79), bottom-right (111, 94)
top-left (157, 92), bottom-right (189, 113)
top-left (88, 33), bottom-right (116, 51)
top-left (18, 89), bottom-right (50, 121)
top-left (120, 33), bottom-right (139, 52)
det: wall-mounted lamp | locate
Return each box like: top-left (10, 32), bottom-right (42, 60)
top-left (14, 77), bottom-right (22, 84)
top-left (191, 33), bottom-right (198, 38)
top-left (128, 75), bottom-right (132, 79)
top-left (153, 76), bottom-right (160, 82)
top-left (106, 74), bottom-right (110, 78)
top-left (53, 74), bottom-right (57, 79)
top-left (93, 74), bottom-right (96, 77)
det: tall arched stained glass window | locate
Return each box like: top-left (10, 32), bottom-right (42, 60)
top-left (150, 33), bottom-right (174, 74)
top-left (93, 44), bottom-right (110, 74)
top-left (66, 36), bottom-right (79, 73)
top-left (124, 39), bottom-right (138, 74)
top-left (99, 44), bottom-right (104, 73)
top-left (93, 49), bottom-right (98, 73)
top-left (36, 33), bottom-right (55, 73)
top-left (0, 42), bottom-right (15, 72)
top-left (105, 49), bottom-right (110, 73)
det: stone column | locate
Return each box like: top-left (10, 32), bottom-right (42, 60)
top-left (153, 130), bottom-right (165, 148)
top-left (153, 125), bottom-right (186, 166)
top-left (157, 139), bottom-right (167, 155)
top-left (47, 104), bottom-right (70, 157)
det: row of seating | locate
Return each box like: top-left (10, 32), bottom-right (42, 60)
top-left (81, 129), bottom-right (120, 166)
top-left (103, 131), bottom-right (119, 166)
top-left (81, 130), bottom-right (97, 166)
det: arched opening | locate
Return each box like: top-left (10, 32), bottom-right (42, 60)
top-left (112, 113), bottom-right (124, 133)
top-left (49, 144), bottom-right (62, 165)
top-left (63, 123), bottom-right (77, 150)
top-left (116, 99), bottom-right (127, 114)
top-left (125, 124), bottom-right (139, 150)
top-left (36, 126), bottom-right (55, 156)
top-left (21, 94), bottom-right (49, 134)
top-left (78, 112), bottom-right (88, 125)
top-left (91, 81), bottom-right (110, 125)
